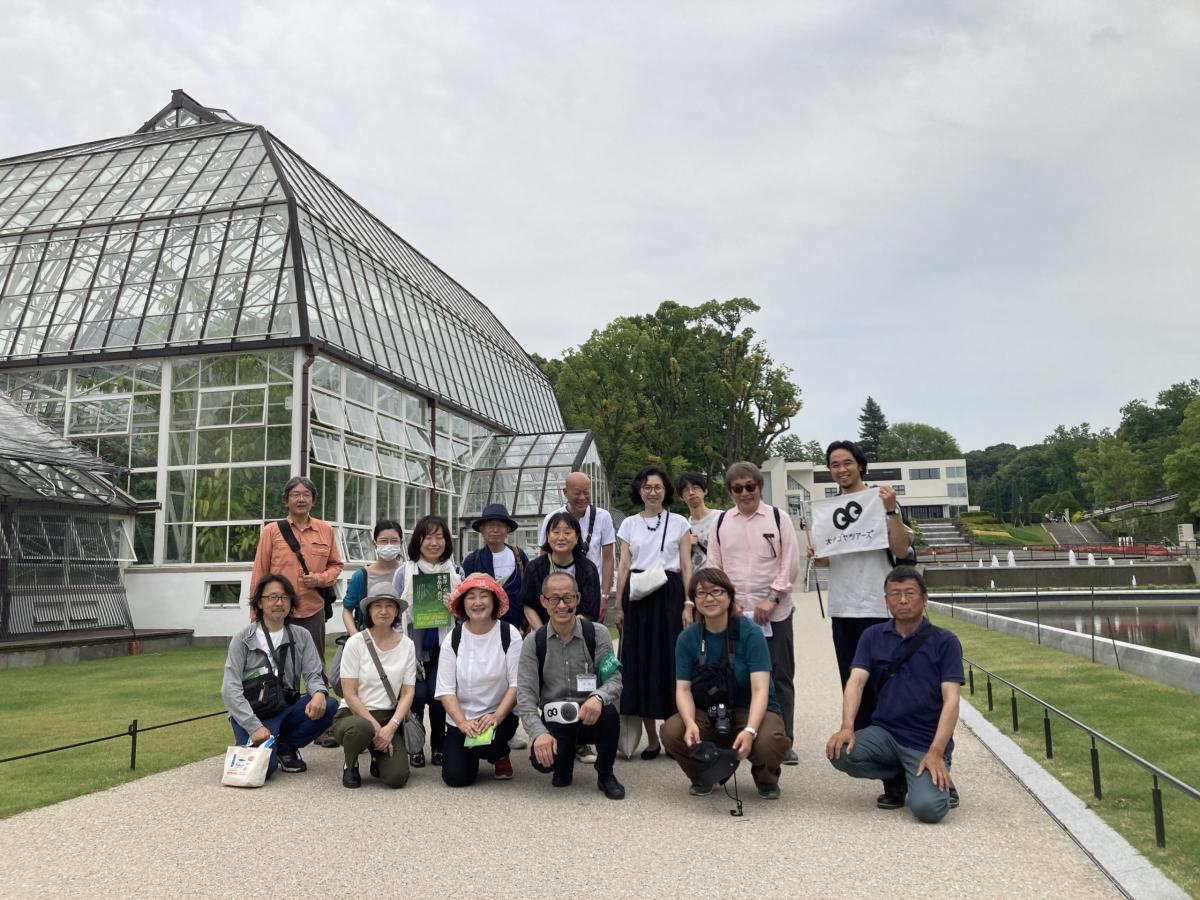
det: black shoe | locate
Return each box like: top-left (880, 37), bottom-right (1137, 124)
top-left (315, 728), bottom-right (339, 749)
top-left (277, 748), bottom-right (306, 773)
top-left (342, 764), bottom-right (361, 788)
top-left (409, 751), bottom-right (426, 768)
top-left (949, 785), bottom-right (960, 809)
top-left (598, 772), bottom-right (626, 800)
top-left (551, 772), bottom-right (573, 788)
top-left (369, 754), bottom-right (380, 779)
top-left (877, 774), bottom-right (905, 809)
top-left (782, 748), bottom-right (799, 766)
top-left (431, 750), bottom-right (444, 767)
top-left (640, 746), bottom-right (661, 761)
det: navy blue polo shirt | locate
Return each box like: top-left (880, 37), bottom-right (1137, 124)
top-left (851, 619), bottom-right (964, 755)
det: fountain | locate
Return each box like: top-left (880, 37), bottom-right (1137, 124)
top-left (990, 554), bottom-right (1000, 568)
top-left (1068, 549), bottom-right (1078, 566)
top-left (1132, 574), bottom-right (1138, 587)
top-left (1087, 553), bottom-right (1096, 566)
top-left (1108, 557), bottom-right (1115, 566)
top-left (978, 559), bottom-right (984, 568)
top-left (989, 579), bottom-right (996, 591)
top-left (1007, 550), bottom-right (1016, 568)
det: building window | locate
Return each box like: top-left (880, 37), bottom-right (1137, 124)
top-left (893, 485), bottom-right (905, 495)
top-left (824, 487), bottom-right (839, 497)
top-left (206, 582), bottom-right (241, 607)
top-left (945, 465), bottom-right (966, 478)
top-left (909, 467), bottom-right (941, 480)
top-left (948, 482), bottom-right (968, 497)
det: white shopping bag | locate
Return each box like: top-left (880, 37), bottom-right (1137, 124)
top-left (221, 737), bottom-right (274, 788)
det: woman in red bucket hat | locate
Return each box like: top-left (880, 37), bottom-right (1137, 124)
top-left (434, 574), bottom-right (524, 785)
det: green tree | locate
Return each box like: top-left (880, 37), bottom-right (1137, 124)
top-left (1076, 435), bottom-right (1141, 507)
top-left (773, 435), bottom-right (825, 464)
top-left (876, 422), bottom-right (961, 461)
top-left (1164, 397), bottom-right (1200, 517)
top-left (857, 396), bottom-right (888, 461)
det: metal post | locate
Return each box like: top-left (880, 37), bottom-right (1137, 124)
top-left (986, 676), bottom-right (994, 711)
top-left (1152, 775), bottom-right (1166, 848)
top-left (1090, 738), bottom-right (1102, 800)
top-left (1043, 708), bottom-right (1053, 759)
top-left (128, 719), bottom-right (138, 770)
top-left (1090, 587), bottom-right (1096, 663)
top-left (1011, 690), bottom-right (1019, 732)
top-left (968, 666), bottom-right (975, 695)
top-left (1035, 569), bottom-right (1041, 644)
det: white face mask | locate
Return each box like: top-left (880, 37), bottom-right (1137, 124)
top-left (376, 544), bottom-right (402, 562)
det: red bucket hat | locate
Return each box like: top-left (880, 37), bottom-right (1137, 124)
top-left (448, 573), bottom-right (510, 620)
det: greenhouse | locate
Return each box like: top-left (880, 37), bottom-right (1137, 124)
top-left (0, 90), bottom-right (601, 638)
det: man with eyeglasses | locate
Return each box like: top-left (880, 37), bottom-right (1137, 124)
top-left (706, 461), bottom-right (801, 763)
top-left (250, 475), bottom-right (344, 660)
top-left (825, 566), bottom-right (963, 822)
top-left (516, 572), bottom-right (626, 799)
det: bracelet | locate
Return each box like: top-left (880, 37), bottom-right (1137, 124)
top-left (742, 725), bottom-right (758, 738)
top-left (683, 600), bottom-right (695, 607)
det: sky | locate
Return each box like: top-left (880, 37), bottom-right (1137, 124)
top-left (2, 1), bottom-right (1198, 453)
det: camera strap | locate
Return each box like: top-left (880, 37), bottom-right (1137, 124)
top-left (259, 621), bottom-right (296, 687)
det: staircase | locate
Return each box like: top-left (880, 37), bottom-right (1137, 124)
top-left (918, 519), bottom-right (970, 549)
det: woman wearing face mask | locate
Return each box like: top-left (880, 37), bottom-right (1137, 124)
top-left (393, 515), bottom-right (462, 769)
top-left (341, 520), bottom-right (406, 634)
top-left (519, 511), bottom-right (602, 629)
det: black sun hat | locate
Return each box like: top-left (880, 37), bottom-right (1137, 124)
top-left (688, 741), bottom-right (741, 788)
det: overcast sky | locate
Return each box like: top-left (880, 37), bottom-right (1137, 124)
top-left (3, 1), bottom-right (1197, 453)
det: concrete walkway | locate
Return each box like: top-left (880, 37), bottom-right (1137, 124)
top-left (1, 592), bottom-right (1124, 899)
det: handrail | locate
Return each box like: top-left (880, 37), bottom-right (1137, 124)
top-left (964, 657), bottom-right (1199, 847)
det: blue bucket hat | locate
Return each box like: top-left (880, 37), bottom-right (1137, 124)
top-left (471, 502), bottom-right (519, 533)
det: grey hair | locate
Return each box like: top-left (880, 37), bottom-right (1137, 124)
top-left (541, 571), bottom-right (580, 596)
top-left (282, 475), bottom-right (318, 501)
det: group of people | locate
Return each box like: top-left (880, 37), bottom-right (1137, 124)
top-left (222, 444), bottom-right (964, 822)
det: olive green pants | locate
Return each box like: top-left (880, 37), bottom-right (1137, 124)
top-left (333, 708), bottom-right (410, 788)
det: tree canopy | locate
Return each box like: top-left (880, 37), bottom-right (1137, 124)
top-left (774, 435), bottom-right (825, 464)
top-left (876, 422), bottom-right (961, 461)
top-left (857, 396), bottom-right (888, 461)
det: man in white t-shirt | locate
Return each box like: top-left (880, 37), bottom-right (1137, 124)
top-left (538, 472), bottom-right (616, 617)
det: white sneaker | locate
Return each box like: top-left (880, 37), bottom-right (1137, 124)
top-left (508, 734), bottom-right (528, 750)
top-left (576, 744), bottom-right (598, 764)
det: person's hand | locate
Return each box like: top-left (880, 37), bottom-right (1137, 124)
top-left (477, 712), bottom-right (499, 734)
top-left (372, 732), bottom-right (394, 755)
top-left (300, 573), bottom-right (318, 588)
top-left (684, 722), bottom-right (701, 747)
top-left (687, 532), bottom-right (699, 547)
top-left (917, 749), bottom-right (951, 791)
top-left (753, 599), bottom-right (773, 625)
top-left (682, 605), bottom-right (694, 627)
top-left (732, 729), bottom-right (754, 760)
top-left (879, 484), bottom-right (898, 513)
top-left (578, 695), bottom-right (603, 726)
top-left (806, 543), bottom-right (815, 559)
top-left (304, 692), bottom-right (327, 720)
top-left (614, 604), bottom-right (624, 630)
top-left (249, 726), bottom-right (271, 745)
top-left (825, 727), bottom-right (856, 760)
top-left (533, 733), bottom-right (557, 768)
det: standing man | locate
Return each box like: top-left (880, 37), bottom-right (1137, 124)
top-left (707, 461), bottom-right (801, 764)
top-left (537, 472), bottom-right (615, 622)
top-left (251, 475), bottom-right (344, 661)
top-left (809, 439), bottom-right (912, 805)
top-left (825, 566), bottom-right (963, 822)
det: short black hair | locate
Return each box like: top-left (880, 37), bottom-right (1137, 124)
top-left (541, 511), bottom-right (582, 554)
top-left (629, 466), bottom-right (674, 507)
top-left (676, 471), bottom-right (707, 494)
top-left (408, 515), bottom-right (453, 562)
top-left (249, 573), bottom-right (298, 621)
top-left (883, 565), bottom-right (927, 596)
top-left (825, 440), bottom-right (868, 478)
top-left (373, 519), bottom-right (403, 541)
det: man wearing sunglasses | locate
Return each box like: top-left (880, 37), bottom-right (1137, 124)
top-left (707, 461), bottom-right (801, 764)
top-left (516, 572), bottom-right (626, 799)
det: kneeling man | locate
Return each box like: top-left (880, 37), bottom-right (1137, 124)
top-left (825, 566), bottom-right (963, 823)
top-left (517, 572), bottom-right (625, 799)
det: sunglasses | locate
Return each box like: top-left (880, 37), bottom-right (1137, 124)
top-left (729, 483), bottom-right (758, 495)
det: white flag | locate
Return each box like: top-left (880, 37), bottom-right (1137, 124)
top-left (812, 489), bottom-right (889, 559)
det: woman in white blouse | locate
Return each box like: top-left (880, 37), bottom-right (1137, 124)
top-left (333, 582), bottom-right (417, 789)
top-left (436, 574), bottom-right (523, 786)
top-left (614, 466), bottom-right (694, 759)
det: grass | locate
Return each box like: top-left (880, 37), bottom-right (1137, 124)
top-left (971, 523), bottom-right (1054, 546)
top-left (930, 611), bottom-right (1200, 895)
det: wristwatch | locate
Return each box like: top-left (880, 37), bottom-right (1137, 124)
top-left (742, 725), bottom-right (759, 738)
top-left (886, 510), bottom-right (899, 517)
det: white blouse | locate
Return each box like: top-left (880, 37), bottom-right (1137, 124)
top-left (618, 512), bottom-right (690, 572)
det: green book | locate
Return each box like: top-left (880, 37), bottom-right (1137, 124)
top-left (411, 572), bottom-right (452, 629)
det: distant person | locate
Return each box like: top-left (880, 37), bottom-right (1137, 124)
top-left (221, 574), bottom-right (336, 778)
top-left (538, 472), bottom-right (616, 620)
top-left (707, 461), bottom-right (800, 764)
top-left (461, 503), bottom-right (529, 633)
top-left (808, 440), bottom-right (912, 806)
top-left (677, 471), bottom-right (720, 570)
top-left (250, 476), bottom-right (343, 660)
top-left (825, 567), bottom-right (963, 822)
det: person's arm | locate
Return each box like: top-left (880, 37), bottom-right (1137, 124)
top-left (880, 485), bottom-right (910, 558)
top-left (770, 508), bottom-right (799, 595)
top-left (600, 540), bottom-right (615, 622)
top-left (520, 560), bottom-right (544, 630)
top-left (677, 520), bottom-right (694, 626)
top-left (516, 635), bottom-right (547, 743)
top-left (732, 671), bottom-right (771, 760)
top-left (917, 682), bottom-right (961, 791)
top-left (675, 680), bottom-right (700, 747)
top-left (296, 630), bottom-right (329, 718)
top-left (614, 538), bottom-right (631, 629)
top-left (341, 569), bottom-right (365, 635)
top-left (220, 634), bottom-right (266, 740)
top-left (578, 558), bottom-right (601, 620)
top-left (825, 668), bottom-right (869, 758)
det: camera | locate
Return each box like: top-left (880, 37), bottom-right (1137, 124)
top-left (708, 703), bottom-right (731, 738)
top-left (542, 700), bottom-right (580, 724)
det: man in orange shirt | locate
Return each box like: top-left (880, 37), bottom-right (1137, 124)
top-left (250, 476), bottom-right (344, 660)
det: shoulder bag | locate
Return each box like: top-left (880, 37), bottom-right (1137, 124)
top-left (363, 631), bottom-right (426, 754)
top-left (628, 515), bottom-right (670, 601)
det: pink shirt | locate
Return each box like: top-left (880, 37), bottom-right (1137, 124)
top-left (706, 503), bottom-right (799, 622)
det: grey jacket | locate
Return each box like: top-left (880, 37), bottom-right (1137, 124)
top-left (517, 617), bottom-right (622, 742)
top-left (220, 622), bottom-right (329, 734)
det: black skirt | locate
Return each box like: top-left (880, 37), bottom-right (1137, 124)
top-left (618, 570), bottom-right (684, 720)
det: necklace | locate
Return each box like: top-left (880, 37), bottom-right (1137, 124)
top-left (643, 512), bottom-right (663, 532)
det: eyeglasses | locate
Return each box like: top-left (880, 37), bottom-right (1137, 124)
top-left (886, 590), bottom-right (923, 601)
top-left (543, 594), bottom-right (579, 607)
top-left (693, 588), bottom-right (728, 600)
top-left (261, 593), bottom-right (289, 603)
top-left (729, 483), bottom-right (758, 495)
top-left (287, 490), bottom-right (313, 499)
top-left (640, 484), bottom-right (664, 493)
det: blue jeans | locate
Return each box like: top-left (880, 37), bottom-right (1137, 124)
top-left (230, 693), bottom-right (338, 779)
top-left (829, 725), bottom-right (952, 823)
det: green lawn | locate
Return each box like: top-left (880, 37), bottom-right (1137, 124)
top-left (930, 611), bottom-right (1200, 896)
top-left (971, 523), bottom-right (1054, 545)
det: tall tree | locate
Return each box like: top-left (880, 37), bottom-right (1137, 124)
top-left (1164, 397), bottom-right (1200, 517)
top-left (857, 396), bottom-right (888, 461)
top-left (876, 422), bottom-right (961, 461)
top-left (773, 435), bottom-right (825, 464)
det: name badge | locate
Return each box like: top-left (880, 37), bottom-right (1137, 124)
top-left (576, 673), bottom-right (597, 693)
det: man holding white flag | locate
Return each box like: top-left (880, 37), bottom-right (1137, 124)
top-left (808, 440), bottom-right (913, 808)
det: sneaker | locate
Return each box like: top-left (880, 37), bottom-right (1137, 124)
top-left (689, 782), bottom-right (714, 796)
top-left (409, 751), bottom-right (426, 768)
top-left (598, 772), bottom-right (626, 800)
top-left (342, 764), bottom-right (361, 788)
top-left (551, 772), bottom-right (573, 788)
top-left (757, 784), bottom-right (781, 800)
top-left (949, 785), bottom-right (960, 809)
top-left (431, 750), bottom-right (444, 767)
top-left (783, 748), bottom-right (799, 766)
top-left (876, 789), bottom-right (907, 809)
top-left (576, 744), bottom-right (598, 764)
top-left (277, 748), bottom-right (306, 773)
top-left (508, 734), bottom-right (528, 750)
top-left (493, 756), bottom-right (514, 780)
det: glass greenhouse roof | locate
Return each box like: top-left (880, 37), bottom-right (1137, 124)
top-left (460, 431), bottom-right (607, 520)
top-left (0, 90), bottom-right (563, 435)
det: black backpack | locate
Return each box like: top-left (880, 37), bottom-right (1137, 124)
top-left (451, 620), bottom-right (514, 655)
